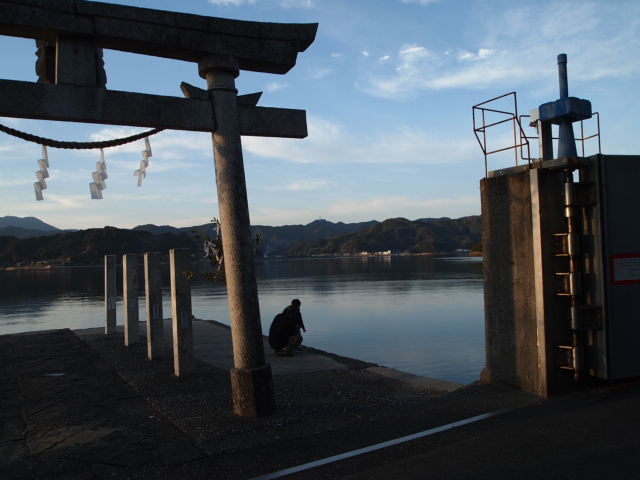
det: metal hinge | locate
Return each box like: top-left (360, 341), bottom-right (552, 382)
top-left (552, 233), bottom-right (580, 257)
top-left (555, 272), bottom-right (580, 296)
top-left (557, 345), bottom-right (576, 371)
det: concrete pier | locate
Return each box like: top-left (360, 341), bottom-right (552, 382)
top-left (104, 254), bottom-right (116, 335)
top-left (144, 252), bottom-right (164, 360)
top-left (170, 248), bottom-right (193, 376)
top-left (123, 253), bottom-right (139, 346)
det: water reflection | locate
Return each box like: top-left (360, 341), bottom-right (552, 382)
top-left (0, 256), bottom-right (485, 383)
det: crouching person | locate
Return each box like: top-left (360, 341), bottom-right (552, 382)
top-left (268, 299), bottom-right (306, 357)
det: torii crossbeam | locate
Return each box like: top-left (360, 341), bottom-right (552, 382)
top-left (0, 0), bottom-right (318, 417)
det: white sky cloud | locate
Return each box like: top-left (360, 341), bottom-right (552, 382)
top-left (244, 115), bottom-right (476, 165)
top-left (208, 0), bottom-right (313, 7)
top-left (400, 0), bottom-right (440, 5)
top-left (0, 178), bottom-right (31, 187)
top-left (363, 2), bottom-right (640, 98)
top-left (265, 81), bottom-right (288, 93)
top-left (326, 195), bottom-right (478, 221)
top-left (282, 179), bottom-right (330, 191)
top-left (309, 67), bottom-right (333, 80)
top-left (278, 0), bottom-right (314, 8)
top-left (209, 0), bottom-right (255, 5)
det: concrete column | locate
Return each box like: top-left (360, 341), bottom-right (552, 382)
top-left (144, 252), bottom-right (164, 360)
top-left (123, 253), bottom-right (140, 346)
top-left (199, 55), bottom-right (275, 417)
top-left (537, 121), bottom-right (554, 161)
top-left (170, 248), bottom-right (193, 376)
top-left (104, 254), bottom-right (116, 335)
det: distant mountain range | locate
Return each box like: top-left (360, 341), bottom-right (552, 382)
top-left (0, 216), bottom-right (61, 238)
top-left (0, 215), bottom-right (482, 267)
top-left (287, 216), bottom-right (482, 256)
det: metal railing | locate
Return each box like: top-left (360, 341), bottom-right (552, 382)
top-left (472, 92), bottom-right (531, 177)
top-left (519, 112), bottom-right (602, 160)
top-left (474, 91), bottom-right (603, 176)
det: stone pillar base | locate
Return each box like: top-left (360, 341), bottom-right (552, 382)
top-left (230, 364), bottom-right (275, 417)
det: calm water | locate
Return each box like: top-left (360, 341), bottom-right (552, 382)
top-left (0, 256), bottom-right (485, 384)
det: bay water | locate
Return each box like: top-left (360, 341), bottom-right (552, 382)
top-left (0, 256), bottom-right (485, 384)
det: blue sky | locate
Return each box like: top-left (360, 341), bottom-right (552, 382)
top-left (0, 0), bottom-right (638, 229)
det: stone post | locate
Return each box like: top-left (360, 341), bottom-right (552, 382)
top-left (170, 248), bottom-right (193, 376)
top-left (199, 55), bottom-right (275, 417)
top-left (104, 254), bottom-right (117, 335)
top-left (144, 252), bottom-right (164, 360)
top-left (123, 253), bottom-right (140, 346)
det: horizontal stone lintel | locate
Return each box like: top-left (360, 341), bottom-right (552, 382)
top-left (0, 79), bottom-right (308, 138)
top-left (0, 0), bottom-right (318, 74)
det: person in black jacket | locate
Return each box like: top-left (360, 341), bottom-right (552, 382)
top-left (268, 299), bottom-right (306, 356)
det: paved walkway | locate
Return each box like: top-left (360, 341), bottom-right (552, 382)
top-left (76, 318), bottom-right (462, 390)
top-left (4, 323), bottom-right (639, 479)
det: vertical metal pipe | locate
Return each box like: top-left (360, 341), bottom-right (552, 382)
top-left (563, 171), bottom-right (583, 380)
top-left (558, 53), bottom-right (569, 99)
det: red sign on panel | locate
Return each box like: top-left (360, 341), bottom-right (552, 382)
top-left (611, 253), bottom-right (640, 285)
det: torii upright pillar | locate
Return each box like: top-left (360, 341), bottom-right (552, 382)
top-left (200, 56), bottom-right (274, 417)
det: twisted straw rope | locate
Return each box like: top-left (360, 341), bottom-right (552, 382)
top-left (0, 122), bottom-right (164, 149)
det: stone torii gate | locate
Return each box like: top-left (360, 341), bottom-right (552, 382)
top-left (0, 0), bottom-right (317, 417)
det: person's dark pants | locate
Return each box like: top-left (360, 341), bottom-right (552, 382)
top-left (282, 332), bottom-right (302, 352)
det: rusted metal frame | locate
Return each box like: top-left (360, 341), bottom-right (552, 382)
top-left (471, 105), bottom-right (488, 176)
top-left (472, 91), bottom-right (531, 175)
top-left (475, 116), bottom-right (515, 131)
top-left (475, 106), bottom-right (515, 116)
top-left (472, 91), bottom-right (517, 109)
top-left (595, 112), bottom-right (601, 154)
top-left (473, 108), bottom-right (517, 171)
top-left (519, 114), bottom-right (537, 161)
top-left (482, 109), bottom-right (488, 177)
top-left (579, 112), bottom-right (601, 156)
top-left (484, 141), bottom-right (530, 156)
top-left (512, 92), bottom-right (531, 165)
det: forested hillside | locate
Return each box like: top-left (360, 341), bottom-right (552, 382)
top-left (287, 216), bottom-right (482, 256)
top-left (0, 227), bottom-right (198, 267)
top-left (0, 216), bottom-right (481, 267)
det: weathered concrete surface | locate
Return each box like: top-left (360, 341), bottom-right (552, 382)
top-left (0, 79), bottom-right (309, 135)
top-left (201, 55), bottom-right (274, 417)
top-left (1, 0), bottom-right (318, 74)
top-left (78, 318), bottom-right (351, 376)
top-left (4, 326), bottom-right (638, 480)
top-left (144, 252), bottom-right (164, 360)
top-left (170, 248), bottom-right (193, 376)
top-left (0, 78), bottom-right (214, 131)
top-left (481, 172), bottom-right (540, 392)
top-left (481, 166), bottom-right (580, 396)
top-left (104, 254), bottom-right (116, 335)
top-left (122, 253), bottom-right (140, 346)
top-left (0, 330), bottom-right (203, 479)
top-left (297, 380), bottom-right (640, 480)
